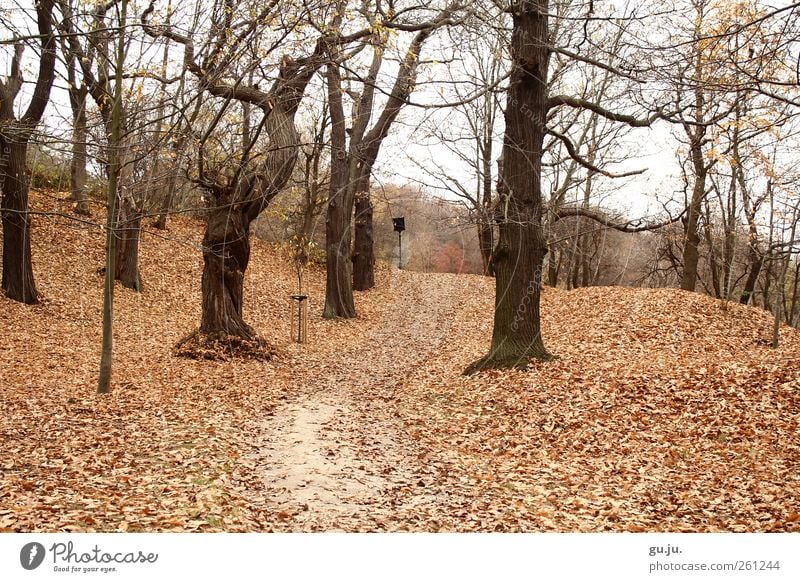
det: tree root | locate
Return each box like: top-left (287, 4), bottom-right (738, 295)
top-left (174, 330), bottom-right (276, 362)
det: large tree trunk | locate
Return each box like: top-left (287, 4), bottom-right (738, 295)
top-left (198, 208), bottom-right (255, 338)
top-left (196, 110), bottom-right (300, 337)
top-left (681, 155), bottom-right (706, 292)
top-left (68, 84), bottom-right (90, 215)
top-left (0, 139), bottom-right (38, 303)
top-left (324, 193), bottom-right (356, 318)
top-left (478, 220), bottom-right (494, 276)
top-left (352, 190), bottom-right (375, 291)
top-left (0, 0), bottom-right (55, 304)
top-left (323, 60), bottom-right (357, 318)
top-left (114, 197), bottom-right (142, 291)
top-left (465, 0), bottom-right (552, 373)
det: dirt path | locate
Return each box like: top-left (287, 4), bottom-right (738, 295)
top-left (249, 269), bottom-right (459, 531)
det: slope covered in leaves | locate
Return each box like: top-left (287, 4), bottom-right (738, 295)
top-left (1, 190), bottom-right (798, 532)
top-left (397, 284), bottom-right (800, 531)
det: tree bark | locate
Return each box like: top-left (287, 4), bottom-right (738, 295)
top-left (679, 11), bottom-right (712, 294)
top-left (97, 0), bottom-right (128, 394)
top-left (352, 190), bottom-right (375, 291)
top-left (323, 58), bottom-right (357, 317)
top-left (67, 59), bottom-right (90, 216)
top-left (194, 64), bottom-right (305, 336)
top-left (740, 251), bottom-right (763, 305)
top-left (0, 140), bottom-right (38, 303)
top-left (114, 196), bottom-right (143, 291)
top-left (465, 0), bottom-right (553, 373)
top-left (478, 220), bottom-right (494, 276)
top-left (199, 207), bottom-right (255, 338)
top-left (479, 96), bottom-right (495, 277)
top-left (331, 13), bottom-right (448, 297)
top-left (547, 248), bottom-right (559, 286)
top-left (681, 145), bottom-right (707, 292)
top-left (324, 196), bottom-right (356, 318)
top-left (0, 0), bottom-right (56, 304)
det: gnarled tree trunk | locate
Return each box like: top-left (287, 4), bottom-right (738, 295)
top-left (199, 208), bottom-right (254, 338)
top-left (192, 79), bottom-right (303, 341)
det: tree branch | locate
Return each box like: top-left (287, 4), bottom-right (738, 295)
top-left (546, 128), bottom-right (646, 178)
top-left (547, 95), bottom-right (662, 127)
top-left (552, 205), bottom-right (686, 233)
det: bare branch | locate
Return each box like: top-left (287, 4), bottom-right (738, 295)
top-left (547, 94), bottom-right (662, 127)
top-left (546, 128), bottom-right (646, 178)
top-left (553, 206), bottom-right (686, 233)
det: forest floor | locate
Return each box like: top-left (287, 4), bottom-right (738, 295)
top-left (1, 190), bottom-right (799, 532)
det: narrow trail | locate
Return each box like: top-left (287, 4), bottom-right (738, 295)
top-left (249, 269), bottom-right (460, 531)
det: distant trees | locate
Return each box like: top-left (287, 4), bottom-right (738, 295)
top-left (636, 0), bottom-right (800, 312)
top-left (59, 0), bottom-right (150, 291)
top-left (60, 21), bottom-right (90, 217)
top-left (409, 22), bottom-right (505, 277)
top-left (323, 1), bottom-right (465, 318)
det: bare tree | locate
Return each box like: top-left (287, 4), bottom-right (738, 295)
top-left (467, 0), bottom-right (667, 372)
top-left (0, 0), bottom-right (57, 304)
top-left (323, 1), bottom-right (465, 317)
top-left (407, 18), bottom-right (506, 277)
top-left (144, 0), bottom-right (339, 348)
top-left (60, 11), bottom-right (91, 217)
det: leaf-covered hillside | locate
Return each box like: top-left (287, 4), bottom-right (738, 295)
top-left (1, 191), bottom-right (798, 532)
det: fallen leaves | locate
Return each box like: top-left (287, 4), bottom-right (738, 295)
top-left (394, 284), bottom-right (800, 532)
top-left (174, 331), bottom-right (276, 361)
top-left (0, 190), bottom-right (798, 533)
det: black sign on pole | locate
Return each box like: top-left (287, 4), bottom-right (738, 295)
top-left (393, 217), bottom-right (405, 268)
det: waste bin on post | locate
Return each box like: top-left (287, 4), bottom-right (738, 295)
top-left (393, 217), bottom-right (405, 269)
